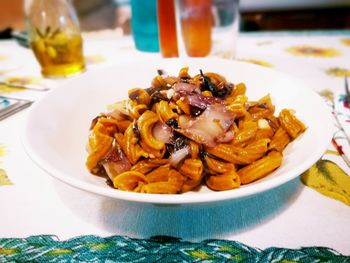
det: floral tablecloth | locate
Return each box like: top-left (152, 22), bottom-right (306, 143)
top-left (0, 30), bottom-right (350, 262)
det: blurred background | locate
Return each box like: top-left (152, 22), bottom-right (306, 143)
top-left (1, 0), bottom-right (350, 35)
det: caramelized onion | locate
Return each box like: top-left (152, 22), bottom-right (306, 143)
top-left (177, 104), bottom-right (234, 147)
top-left (186, 93), bottom-right (223, 109)
top-left (216, 130), bottom-right (235, 143)
top-left (107, 101), bottom-right (129, 118)
top-left (169, 146), bottom-right (190, 167)
top-left (108, 110), bottom-right (128, 120)
top-left (173, 82), bottom-right (200, 94)
top-left (102, 144), bottom-right (131, 181)
top-left (153, 121), bottom-right (173, 143)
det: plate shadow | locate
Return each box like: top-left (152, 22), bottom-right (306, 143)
top-left (54, 177), bottom-right (303, 240)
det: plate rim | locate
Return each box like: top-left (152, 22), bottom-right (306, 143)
top-left (21, 57), bottom-right (334, 204)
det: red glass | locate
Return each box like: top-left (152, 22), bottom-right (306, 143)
top-left (180, 0), bottom-right (212, 57)
top-left (157, 0), bottom-right (179, 57)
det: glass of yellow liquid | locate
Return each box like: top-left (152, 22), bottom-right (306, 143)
top-left (25, 0), bottom-right (85, 78)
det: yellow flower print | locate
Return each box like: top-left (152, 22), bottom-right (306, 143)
top-left (239, 58), bottom-right (273, 68)
top-left (286, 45), bottom-right (341, 57)
top-left (341, 38), bottom-right (350, 46)
top-left (0, 55), bottom-right (8, 61)
top-left (0, 83), bottom-right (25, 94)
top-left (0, 169), bottom-right (12, 186)
top-left (0, 76), bottom-right (45, 94)
top-left (212, 50), bottom-right (235, 59)
top-left (5, 76), bottom-right (42, 86)
top-left (0, 144), bottom-right (6, 157)
top-left (84, 54), bottom-right (106, 65)
top-left (326, 67), bottom-right (350, 78)
top-left (318, 89), bottom-right (334, 101)
top-left (0, 145), bottom-right (12, 186)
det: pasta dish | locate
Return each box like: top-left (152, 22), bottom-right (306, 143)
top-left (86, 67), bottom-right (306, 194)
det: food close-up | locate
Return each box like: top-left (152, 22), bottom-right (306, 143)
top-left (86, 67), bottom-right (306, 194)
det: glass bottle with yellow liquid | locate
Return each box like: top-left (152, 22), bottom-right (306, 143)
top-left (25, 0), bottom-right (85, 77)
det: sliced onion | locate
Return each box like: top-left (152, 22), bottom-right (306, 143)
top-left (153, 121), bottom-right (173, 143)
top-left (180, 129), bottom-right (216, 147)
top-left (108, 109), bottom-right (128, 120)
top-left (186, 93), bottom-right (223, 109)
top-left (178, 115), bottom-right (192, 129)
top-left (206, 104), bottom-right (234, 131)
top-left (102, 144), bottom-right (131, 181)
top-left (107, 100), bottom-right (130, 120)
top-left (216, 130), bottom-right (235, 143)
top-left (173, 82), bottom-right (200, 94)
top-left (169, 146), bottom-right (190, 167)
top-left (177, 104), bottom-right (234, 147)
top-left (103, 161), bottom-right (131, 182)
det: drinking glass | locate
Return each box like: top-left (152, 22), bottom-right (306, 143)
top-left (130, 0), bottom-right (160, 52)
top-left (158, 0), bottom-right (240, 58)
top-left (25, 0), bottom-right (85, 77)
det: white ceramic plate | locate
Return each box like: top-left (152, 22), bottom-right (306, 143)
top-left (22, 58), bottom-right (333, 204)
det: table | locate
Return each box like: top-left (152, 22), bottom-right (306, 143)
top-left (0, 30), bottom-right (350, 262)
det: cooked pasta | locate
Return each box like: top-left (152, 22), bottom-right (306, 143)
top-left (206, 170), bottom-right (241, 191)
top-left (86, 67), bottom-right (306, 194)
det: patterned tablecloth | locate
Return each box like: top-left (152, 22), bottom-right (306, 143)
top-left (0, 30), bottom-right (350, 262)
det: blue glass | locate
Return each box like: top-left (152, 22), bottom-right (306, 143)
top-left (131, 0), bottom-right (160, 52)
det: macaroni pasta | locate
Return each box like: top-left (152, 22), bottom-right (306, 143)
top-left (86, 67), bottom-right (306, 194)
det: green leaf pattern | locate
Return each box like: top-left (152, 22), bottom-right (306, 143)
top-left (0, 235), bottom-right (348, 262)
